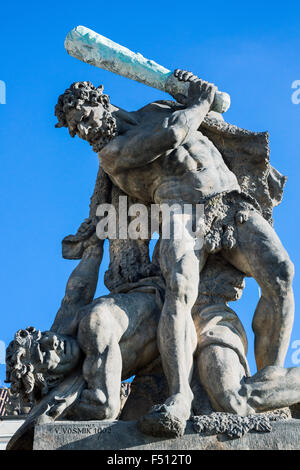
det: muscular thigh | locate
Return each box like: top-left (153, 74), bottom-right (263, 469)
top-left (87, 292), bottom-right (160, 340)
top-left (222, 211), bottom-right (292, 291)
top-left (117, 292), bottom-right (161, 377)
top-left (79, 292), bottom-right (161, 378)
top-left (159, 211), bottom-right (207, 291)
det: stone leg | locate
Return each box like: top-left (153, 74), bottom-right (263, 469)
top-left (197, 345), bottom-right (253, 416)
top-left (139, 211), bottom-right (201, 437)
top-left (76, 292), bottom-right (160, 420)
top-left (244, 366), bottom-right (300, 412)
top-left (77, 302), bottom-right (124, 420)
top-left (222, 210), bottom-right (295, 370)
top-left (197, 345), bottom-right (300, 415)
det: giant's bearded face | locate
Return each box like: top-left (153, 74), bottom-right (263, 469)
top-left (55, 81), bottom-right (117, 152)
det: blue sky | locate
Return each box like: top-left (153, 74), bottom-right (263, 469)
top-left (0, 0), bottom-right (300, 384)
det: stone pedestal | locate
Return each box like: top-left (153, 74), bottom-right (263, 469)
top-left (33, 419), bottom-right (300, 450)
top-left (0, 417), bottom-right (25, 450)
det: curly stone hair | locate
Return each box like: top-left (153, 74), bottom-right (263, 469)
top-left (55, 81), bottom-right (117, 152)
top-left (5, 327), bottom-right (62, 403)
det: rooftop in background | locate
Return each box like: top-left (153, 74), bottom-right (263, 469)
top-left (0, 388), bottom-right (30, 417)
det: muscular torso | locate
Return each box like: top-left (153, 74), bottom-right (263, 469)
top-left (101, 102), bottom-right (240, 204)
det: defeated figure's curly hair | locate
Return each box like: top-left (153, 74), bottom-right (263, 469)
top-left (5, 327), bottom-right (63, 403)
top-left (55, 81), bottom-right (117, 152)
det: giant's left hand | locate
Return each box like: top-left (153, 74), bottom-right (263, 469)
top-left (172, 69), bottom-right (217, 108)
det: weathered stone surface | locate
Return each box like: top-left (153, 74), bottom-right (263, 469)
top-left (33, 419), bottom-right (300, 450)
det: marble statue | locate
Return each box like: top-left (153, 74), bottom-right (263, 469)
top-left (52, 68), bottom-right (294, 435)
top-left (5, 28), bottom-right (299, 449)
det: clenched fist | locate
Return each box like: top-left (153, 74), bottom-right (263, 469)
top-left (173, 69), bottom-right (217, 108)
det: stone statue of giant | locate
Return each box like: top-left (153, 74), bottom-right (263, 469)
top-left (5, 28), bottom-right (299, 449)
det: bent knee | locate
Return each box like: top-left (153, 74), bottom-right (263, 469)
top-left (282, 258), bottom-right (294, 284)
top-left (78, 308), bottom-right (117, 352)
top-left (277, 257), bottom-right (294, 286)
top-left (264, 257), bottom-right (294, 297)
top-left (81, 308), bottom-right (113, 333)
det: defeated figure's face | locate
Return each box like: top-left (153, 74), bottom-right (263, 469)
top-left (33, 331), bottom-right (81, 375)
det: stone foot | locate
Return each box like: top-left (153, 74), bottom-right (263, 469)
top-left (137, 393), bottom-right (191, 438)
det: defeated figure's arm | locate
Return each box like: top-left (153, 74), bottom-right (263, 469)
top-left (50, 239), bottom-right (103, 336)
top-left (101, 69), bottom-right (217, 174)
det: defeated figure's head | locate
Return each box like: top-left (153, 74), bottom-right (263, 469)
top-left (6, 327), bottom-right (81, 402)
top-left (55, 81), bottom-right (117, 152)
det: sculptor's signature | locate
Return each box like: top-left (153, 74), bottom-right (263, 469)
top-left (54, 426), bottom-right (112, 436)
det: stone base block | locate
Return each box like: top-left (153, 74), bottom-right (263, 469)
top-left (0, 418), bottom-right (25, 450)
top-left (33, 419), bottom-right (300, 450)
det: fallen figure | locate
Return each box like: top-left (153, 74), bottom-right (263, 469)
top-left (5, 241), bottom-right (300, 449)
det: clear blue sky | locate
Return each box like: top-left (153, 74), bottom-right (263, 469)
top-left (1, 0), bottom-right (300, 384)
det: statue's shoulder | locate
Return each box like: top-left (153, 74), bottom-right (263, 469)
top-left (137, 100), bottom-right (184, 116)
